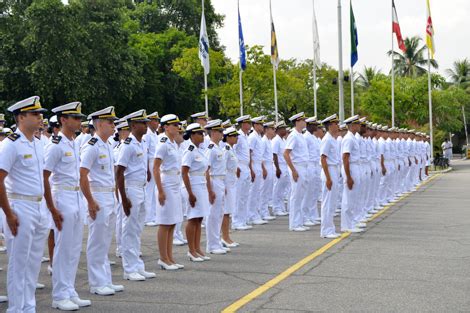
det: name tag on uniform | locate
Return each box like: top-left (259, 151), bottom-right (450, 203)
top-left (99, 154), bottom-right (107, 159)
top-left (137, 153), bottom-right (143, 157)
top-left (23, 154), bottom-right (32, 159)
top-left (65, 152), bottom-right (72, 157)
top-left (217, 153), bottom-right (223, 160)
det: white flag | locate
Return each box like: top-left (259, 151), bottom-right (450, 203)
top-left (312, 0), bottom-right (321, 69)
top-left (199, 6), bottom-right (210, 75)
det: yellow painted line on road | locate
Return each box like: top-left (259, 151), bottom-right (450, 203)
top-left (222, 173), bottom-right (442, 313)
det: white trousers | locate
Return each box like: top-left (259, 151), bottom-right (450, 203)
top-left (224, 173), bottom-right (237, 215)
top-left (233, 163), bottom-right (250, 228)
top-left (145, 158), bottom-right (157, 223)
top-left (5, 199), bottom-right (49, 313)
top-left (341, 164), bottom-right (360, 231)
top-left (52, 190), bottom-right (84, 301)
top-left (122, 186), bottom-right (146, 274)
top-left (206, 178), bottom-right (225, 252)
top-left (272, 168), bottom-right (290, 214)
top-left (247, 162), bottom-right (263, 222)
top-left (87, 192), bottom-right (116, 288)
top-left (260, 165), bottom-right (274, 218)
top-left (115, 194), bottom-right (123, 255)
top-left (301, 163), bottom-right (321, 222)
top-left (288, 165), bottom-right (308, 230)
top-left (321, 165), bottom-right (340, 236)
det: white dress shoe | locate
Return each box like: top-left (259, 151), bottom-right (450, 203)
top-left (107, 284), bottom-right (124, 292)
top-left (173, 263), bottom-right (185, 269)
top-left (187, 252), bottom-right (204, 262)
top-left (115, 249), bottom-right (122, 258)
top-left (252, 219), bottom-right (268, 225)
top-left (0, 246), bottom-right (6, 253)
top-left (0, 295), bottom-right (7, 303)
top-left (36, 283), bottom-right (45, 289)
top-left (70, 297), bottom-right (91, 307)
top-left (157, 259), bottom-right (179, 270)
top-left (302, 226), bottom-right (311, 231)
top-left (48, 265), bottom-right (53, 276)
top-left (145, 221), bottom-right (158, 227)
top-left (197, 253), bottom-right (211, 260)
top-left (274, 211), bottom-right (288, 216)
top-left (109, 260), bottom-right (116, 266)
top-left (221, 239), bottom-right (239, 248)
top-left (173, 238), bottom-right (185, 246)
top-left (303, 220), bottom-right (316, 226)
top-left (123, 272), bottom-right (146, 281)
top-left (322, 234), bottom-right (340, 239)
top-left (41, 256), bottom-right (50, 263)
top-left (222, 246), bottom-right (231, 252)
top-left (356, 222), bottom-right (367, 228)
top-left (52, 299), bottom-right (79, 311)
top-left (90, 286), bottom-right (115, 296)
top-left (233, 225), bottom-right (250, 231)
top-left (343, 228), bottom-right (364, 233)
top-left (209, 249), bottom-right (227, 255)
top-left (263, 215), bottom-right (276, 221)
top-left (292, 227), bottom-right (307, 232)
top-left (138, 270), bottom-right (157, 278)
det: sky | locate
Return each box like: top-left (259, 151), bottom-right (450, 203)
top-left (211, 0), bottom-right (470, 77)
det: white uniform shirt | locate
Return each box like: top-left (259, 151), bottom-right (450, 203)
top-left (80, 135), bottom-right (115, 188)
top-left (154, 134), bottom-right (180, 172)
top-left (303, 132), bottom-right (320, 164)
top-left (205, 141), bottom-right (226, 176)
top-left (76, 133), bottom-right (91, 150)
top-left (261, 136), bottom-right (273, 167)
top-left (248, 130), bottom-right (264, 163)
top-left (44, 132), bottom-right (80, 187)
top-left (285, 129), bottom-right (309, 164)
top-left (320, 132), bottom-right (340, 166)
top-left (116, 134), bottom-right (148, 182)
top-left (234, 130), bottom-right (250, 164)
top-left (341, 131), bottom-right (360, 164)
top-left (0, 130), bottom-right (45, 196)
top-left (182, 142), bottom-right (208, 185)
top-left (271, 134), bottom-right (287, 170)
top-left (224, 144), bottom-right (238, 173)
top-left (143, 128), bottom-right (158, 162)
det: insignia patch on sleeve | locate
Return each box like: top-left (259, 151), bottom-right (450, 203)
top-left (51, 136), bottom-right (62, 144)
top-left (88, 137), bottom-right (98, 146)
top-left (7, 133), bottom-right (20, 141)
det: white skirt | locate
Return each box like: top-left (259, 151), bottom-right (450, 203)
top-left (186, 182), bottom-right (210, 219)
top-left (156, 174), bottom-right (184, 225)
top-left (224, 173), bottom-right (237, 214)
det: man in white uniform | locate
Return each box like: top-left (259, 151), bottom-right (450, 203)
top-left (272, 121), bottom-right (289, 216)
top-left (0, 96), bottom-right (54, 312)
top-left (284, 113), bottom-right (309, 232)
top-left (143, 112), bottom-right (160, 227)
top-left (80, 106), bottom-right (124, 296)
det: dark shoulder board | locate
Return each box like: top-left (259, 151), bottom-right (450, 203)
top-left (188, 145), bottom-right (195, 151)
top-left (7, 133), bottom-right (20, 142)
top-left (51, 136), bottom-right (62, 144)
top-left (87, 137), bottom-right (98, 146)
top-left (225, 145), bottom-right (230, 151)
top-left (124, 137), bottom-right (132, 145)
top-left (208, 144), bottom-right (214, 149)
top-left (160, 137), bottom-right (168, 143)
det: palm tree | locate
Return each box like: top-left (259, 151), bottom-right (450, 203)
top-left (356, 66), bottom-right (382, 89)
top-left (387, 36), bottom-right (438, 77)
top-left (446, 58), bottom-right (470, 87)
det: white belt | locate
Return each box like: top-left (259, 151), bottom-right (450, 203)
top-left (211, 175), bottom-right (226, 179)
top-left (52, 185), bottom-right (80, 192)
top-left (126, 181), bottom-right (146, 188)
top-left (189, 172), bottom-right (206, 177)
top-left (90, 186), bottom-right (116, 193)
top-left (293, 162), bottom-right (308, 168)
top-left (7, 193), bottom-right (43, 203)
top-left (227, 169), bottom-right (237, 174)
top-left (238, 160), bottom-right (249, 166)
top-left (161, 170), bottom-right (181, 176)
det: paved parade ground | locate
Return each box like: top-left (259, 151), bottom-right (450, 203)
top-left (1, 161), bottom-right (469, 312)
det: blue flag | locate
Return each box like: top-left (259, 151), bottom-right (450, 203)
top-left (238, 4), bottom-right (247, 71)
top-left (350, 0), bottom-right (358, 67)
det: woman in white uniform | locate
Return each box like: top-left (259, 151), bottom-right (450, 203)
top-left (182, 123), bottom-right (211, 262)
top-left (221, 127), bottom-right (240, 248)
top-left (154, 114), bottom-right (184, 270)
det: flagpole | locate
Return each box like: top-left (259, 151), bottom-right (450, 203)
top-left (312, 0), bottom-right (318, 117)
top-left (350, 67), bottom-right (354, 115)
top-left (273, 64), bottom-right (279, 123)
top-left (337, 0), bottom-right (345, 122)
top-left (204, 72), bottom-right (209, 116)
top-left (427, 49), bottom-right (433, 162)
top-left (239, 69), bottom-right (244, 116)
top-left (391, 0), bottom-right (395, 128)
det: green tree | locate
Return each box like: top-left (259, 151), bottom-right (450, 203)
top-left (446, 58), bottom-right (470, 88)
top-left (388, 36), bottom-right (438, 77)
